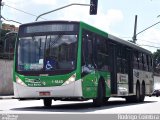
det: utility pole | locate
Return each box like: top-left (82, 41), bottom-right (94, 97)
top-left (132, 15), bottom-right (138, 43)
top-left (132, 14), bottom-right (160, 44)
top-left (0, 0), bottom-right (2, 41)
top-left (0, 0), bottom-right (2, 28)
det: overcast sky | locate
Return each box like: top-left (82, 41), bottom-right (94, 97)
top-left (2, 0), bottom-right (160, 53)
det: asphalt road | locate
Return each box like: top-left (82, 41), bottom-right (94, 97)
top-left (0, 96), bottom-right (160, 114)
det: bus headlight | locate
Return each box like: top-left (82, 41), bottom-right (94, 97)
top-left (16, 76), bottom-right (27, 87)
top-left (63, 74), bottom-right (76, 85)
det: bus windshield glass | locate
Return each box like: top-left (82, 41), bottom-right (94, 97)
top-left (17, 34), bottom-right (77, 72)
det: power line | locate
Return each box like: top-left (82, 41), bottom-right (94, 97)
top-left (137, 39), bottom-right (160, 44)
top-left (1, 15), bottom-right (22, 24)
top-left (136, 21), bottom-right (160, 36)
top-left (138, 45), bottom-right (160, 49)
top-left (120, 36), bottom-right (160, 45)
top-left (4, 4), bottom-right (47, 20)
top-left (119, 36), bottom-right (160, 45)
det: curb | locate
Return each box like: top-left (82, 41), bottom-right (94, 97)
top-left (0, 96), bottom-right (14, 100)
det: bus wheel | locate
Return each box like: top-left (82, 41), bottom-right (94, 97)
top-left (103, 97), bottom-right (110, 104)
top-left (134, 83), bottom-right (141, 102)
top-left (125, 96), bottom-right (134, 103)
top-left (43, 99), bottom-right (52, 107)
top-left (126, 83), bottom-right (140, 103)
top-left (93, 81), bottom-right (104, 107)
top-left (104, 97), bottom-right (110, 102)
top-left (140, 83), bottom-right (145, 102)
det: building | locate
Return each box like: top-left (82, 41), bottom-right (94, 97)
top-left (2, 23), bottom-right (19, 32)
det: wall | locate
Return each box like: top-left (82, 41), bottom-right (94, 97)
top-left (0, 60), bottom-right (13, 95)
top-left (154, 76), bottom-right (160, 90)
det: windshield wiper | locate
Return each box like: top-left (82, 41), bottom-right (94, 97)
top-left (50, 35), bottom-right (63, 48)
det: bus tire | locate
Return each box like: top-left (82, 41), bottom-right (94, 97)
top-left (93, 81), bottom-right (104, 107)
top-left (133, 82), bottom-right (141, 102)
top-left (103, 97), bottom-right (110, 103)
top-left (125, 96), bottom-right (133, 103)
top-left (140, 83), bottom-right (145, 102)
top-left (43, 99), bottom-right (52, 107)
top-left (126, 82), bottom-right (140, 103)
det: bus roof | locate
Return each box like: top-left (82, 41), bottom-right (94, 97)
top-left (80, 21), bottom-right (152, 55)
top-left (108, 34), bottom-right (152, 55)
top-left (19, 20), bottom-right (80, 27)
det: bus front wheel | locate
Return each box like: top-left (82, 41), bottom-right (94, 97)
top-left (93, 81), bottom-right (104, 107)
top-left (43, 99), bottom-right (52, 107)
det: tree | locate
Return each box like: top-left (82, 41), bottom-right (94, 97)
top-left (1, 29), bottom-right (10, 38)
top-left (0, 29), bottom-right (17, 59)
top-left (153, 49), bottom-right (160, 74)
top-left (0, 29), bottom-right (10, 53)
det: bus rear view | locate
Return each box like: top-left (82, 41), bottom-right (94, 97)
top-left (13, 21), bottom-right (81, 107)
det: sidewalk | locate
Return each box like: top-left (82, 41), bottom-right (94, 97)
top-left (0, 95), bottom-right (14, 100)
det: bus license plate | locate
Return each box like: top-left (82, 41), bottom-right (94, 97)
top-left (39, 91), bottom-right (51, 96)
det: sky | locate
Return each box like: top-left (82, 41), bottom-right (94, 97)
top-left (1, 0), bottom-right (160, 53)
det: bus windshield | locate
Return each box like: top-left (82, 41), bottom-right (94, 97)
top-left (17, 34), bottom-right (77, 72)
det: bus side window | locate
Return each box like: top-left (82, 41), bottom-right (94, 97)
top-left (82, 37), bottom-right (86, 66)
top-left (150, 56), bottom-right (153, 71)
top-left (138, 52), bottom-right (143, 70)
top-left (82, 33), bottom-right (89, 66)
top-left (122, 47), bottom-right (128, 73)
top-left (116, 44), bottom-right (122, 73)
top-left (96, 36), bottom-right (109, 71)
top-left (148, 56), bottom-right (152, 72)
top-left (142, 54), bottom-right (147, 71)
top-left (88, 39), bottom-right (93, 66)
top-left (82, 30), bottom-right (95, 69)
top-left (133, 51), bottom-right (138, 69)
top-left (146, 55), bottom-right (149, 71)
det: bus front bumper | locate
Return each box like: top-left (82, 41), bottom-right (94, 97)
top-left (13, 79), bottom-right (82, 99)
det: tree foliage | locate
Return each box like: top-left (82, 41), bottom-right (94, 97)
top-left (0, 29), bottom-right (10, 52)
top-left (1, 29), bottom-right (10, 39)
top-left (153, 49), bottom-right (160, 74)
top-left (0, 29), bottom-right (17, 59)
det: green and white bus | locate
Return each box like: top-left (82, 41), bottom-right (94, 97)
top-left (13, 21), bottom-right (153, 107)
